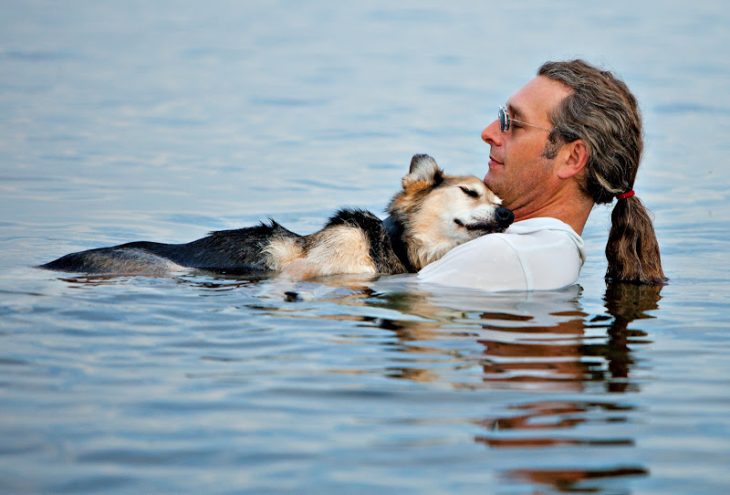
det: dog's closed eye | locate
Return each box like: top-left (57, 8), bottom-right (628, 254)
top-left (459, 186), bottom-right (480, 198)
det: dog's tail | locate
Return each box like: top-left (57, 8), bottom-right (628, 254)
top-left (38, 243), bottom-right (183, 274)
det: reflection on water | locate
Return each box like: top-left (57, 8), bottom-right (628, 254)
top-left (505, 466), bottom-right (650, 494)
top-left (0, 234), bottom-right (671, 494)
top-left (481, 285), bottom-right (660, 493)
top-left (271, 280), bottom-right (661, 494)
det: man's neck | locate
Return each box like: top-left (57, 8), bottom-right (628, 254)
top-left (512, 191), bottom-right (593, 235)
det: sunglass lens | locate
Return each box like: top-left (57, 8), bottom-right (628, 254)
top-left (498, 107), bottom-right (509, 132)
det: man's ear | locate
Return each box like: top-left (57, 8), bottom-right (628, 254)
top-left (556, 139), bottom-right (589, 179)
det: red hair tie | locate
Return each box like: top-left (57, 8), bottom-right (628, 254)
top-left (617, 190), bottom-right (635, 200)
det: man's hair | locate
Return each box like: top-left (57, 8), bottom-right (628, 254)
top-left (538, 59), bottom-right (665, 284)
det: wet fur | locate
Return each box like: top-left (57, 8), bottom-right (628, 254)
top-left (40, 155), bottom-right (513, 278)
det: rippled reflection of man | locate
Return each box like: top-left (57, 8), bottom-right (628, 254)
top-left (418, 60), bottom-right (665, 291)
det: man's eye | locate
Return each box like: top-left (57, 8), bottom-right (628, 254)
top-left (459, 186), bottom-right (480, 198)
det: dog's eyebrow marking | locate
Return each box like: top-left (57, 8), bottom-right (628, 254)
top-left (459, 186), bottom-right (480, 198)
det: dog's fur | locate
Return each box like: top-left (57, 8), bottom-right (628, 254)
top-left (40, 155), bottom-right (514, 279)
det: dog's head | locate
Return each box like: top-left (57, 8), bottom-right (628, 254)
top-left (387, 154), bottom-right (514, 270)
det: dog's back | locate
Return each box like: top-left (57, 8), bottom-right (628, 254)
top-left (40, 221), bottom-right (300, 275)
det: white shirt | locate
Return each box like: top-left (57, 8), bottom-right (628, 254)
top-left (417, 217), bottom-right (585, 292)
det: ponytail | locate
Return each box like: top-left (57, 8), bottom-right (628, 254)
top-left (605, 195), bottom-right (665, 284)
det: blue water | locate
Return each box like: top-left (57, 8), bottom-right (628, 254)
top-left (1, 1), bottom-right (729, 494)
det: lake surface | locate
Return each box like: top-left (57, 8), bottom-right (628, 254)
top-left (1, 1), bottom-right (729, 494)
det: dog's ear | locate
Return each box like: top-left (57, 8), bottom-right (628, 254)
top-left (402, 154), bottom-right (444, 190)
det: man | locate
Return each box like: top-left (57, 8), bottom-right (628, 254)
top-left (418, 59), bottom-right (665, 291)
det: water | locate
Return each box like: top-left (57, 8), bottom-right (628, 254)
top-left (1, 1), bottom-right (729, 493)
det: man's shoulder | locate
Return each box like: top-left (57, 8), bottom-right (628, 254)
top-left (505, 217), bottom-right (579, 236)
top-left (495, 217), bottom-right (585, 260)
top-left (468, 216), bottom-right (582, 248)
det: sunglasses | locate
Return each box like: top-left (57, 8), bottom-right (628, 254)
top-left (498, 106), bottom-right (551, 133)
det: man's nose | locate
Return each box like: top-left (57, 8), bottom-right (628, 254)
top-left (481, 119), bottom-right (502, 146)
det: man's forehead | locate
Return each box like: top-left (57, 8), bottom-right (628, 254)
top-left (507, 76), bottom-right (572, 121)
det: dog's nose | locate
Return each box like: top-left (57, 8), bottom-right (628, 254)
top-left (496, 206), bottom-right (514, 227)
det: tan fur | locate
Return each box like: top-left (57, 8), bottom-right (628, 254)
top-left (264, 237), bottom-right (304, 271)
top-left (302, 226), bottom-right (378, 276)
top-left (268, 226), bottom-right (377, 279)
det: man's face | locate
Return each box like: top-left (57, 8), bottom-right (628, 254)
top-left (482, 76), bottom-right (572, 216)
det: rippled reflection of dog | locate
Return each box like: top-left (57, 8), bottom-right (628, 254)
top-left (40, 154), bottom-right (514, 279)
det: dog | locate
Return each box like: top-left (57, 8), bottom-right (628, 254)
top-left (40, 154), bottom-right (514, 279)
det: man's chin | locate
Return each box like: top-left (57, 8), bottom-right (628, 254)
top-left (483, 174), bottom-right (500, 192)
